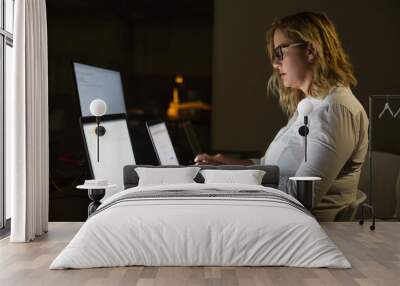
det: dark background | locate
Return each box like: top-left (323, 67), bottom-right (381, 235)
top-left (212, 0), bottom-right (400, 154)
top-left (47, 0), bottom-right (400, 221)
top-left (47, 0), bottom-right (214, 221)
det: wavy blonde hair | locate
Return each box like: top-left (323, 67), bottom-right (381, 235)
top-left (266, 12), bottom-right (357, 117)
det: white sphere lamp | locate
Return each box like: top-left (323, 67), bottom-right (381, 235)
top-left (90, 99), bottom-right (107, 117)
top-left (297, 99), bottom-right (314, 117)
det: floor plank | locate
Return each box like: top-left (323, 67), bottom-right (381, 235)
top-left (0, 222), bottom-right (399, 286)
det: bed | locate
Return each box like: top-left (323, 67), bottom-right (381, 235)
top-left (50, 165), bottom-right (350, 269)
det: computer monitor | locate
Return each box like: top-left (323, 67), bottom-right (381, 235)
top-left (80, 114), bottom-right (136, 200)
top-left (73, 62), bottom-right (127, 117)
top-left (146, 120), bottom-right (179, 165)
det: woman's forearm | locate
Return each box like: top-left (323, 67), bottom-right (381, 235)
top-left (195, 153), bottom-right (254, 165)
top-left (224, 158), bottom-right (254, 166)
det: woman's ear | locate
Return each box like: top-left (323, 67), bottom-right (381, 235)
top-left (306, 43), bottom-right (316, 63)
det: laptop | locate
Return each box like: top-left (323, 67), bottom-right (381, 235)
top-left (146, 120), bottom-right (180, 165)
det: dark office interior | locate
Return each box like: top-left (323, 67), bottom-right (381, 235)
top-left (47, 0), bottom-right (400, 221)
top-left (47, 0), bottom-right (214, 220)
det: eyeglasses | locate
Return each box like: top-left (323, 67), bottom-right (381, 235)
top-left (273, 42), bottom-right (306, 62)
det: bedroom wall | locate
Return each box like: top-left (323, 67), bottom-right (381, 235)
top-left (212, 0), bottom-right (400, 156)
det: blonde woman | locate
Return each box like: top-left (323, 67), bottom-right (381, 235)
top-left (195, 12), bottom-right (369, 221)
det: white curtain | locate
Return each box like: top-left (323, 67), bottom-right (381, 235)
top-left (7, 0), bottom-right (49, 242)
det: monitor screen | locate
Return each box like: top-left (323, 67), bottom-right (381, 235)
top-left (146, 121), bottom-right (179, 165)
top-left (82, 117), bottom-right (136, 200)
top-left (73, 62), bottom-right (127, 117)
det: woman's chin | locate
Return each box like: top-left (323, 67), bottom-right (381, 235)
top-left (282, 80), bottom-right (297, 89)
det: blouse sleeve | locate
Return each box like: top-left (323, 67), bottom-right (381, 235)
top-left (295, 103), bottom-right (359, 206)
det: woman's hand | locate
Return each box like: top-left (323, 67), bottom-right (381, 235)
top-left (194, 153), bottom-right (253, 166)
top-left (194, 153), bottom-right (229, 165)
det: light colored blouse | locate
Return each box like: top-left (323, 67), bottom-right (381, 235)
top-left (254, 86), bottom-right (369, 220)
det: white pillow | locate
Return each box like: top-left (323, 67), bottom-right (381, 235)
top-left (135, 167), bottom-right (201, 186)
top-left (200, 169), bottom-right (266, 185)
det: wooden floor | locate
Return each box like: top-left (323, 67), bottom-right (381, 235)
top-left (0, 222), bottom-right (399, 286)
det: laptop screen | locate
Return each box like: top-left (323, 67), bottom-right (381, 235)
top-left (146, 121), bottom-right (179, 165)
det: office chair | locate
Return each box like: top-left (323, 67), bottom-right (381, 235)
top-left (335, 190), bottom-right (367, 221)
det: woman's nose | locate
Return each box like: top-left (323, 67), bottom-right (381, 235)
top-left (272, 58), bottom-right (281, 69)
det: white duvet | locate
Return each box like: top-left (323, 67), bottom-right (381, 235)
top-left (50, 183), bottom-right (351, 269)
